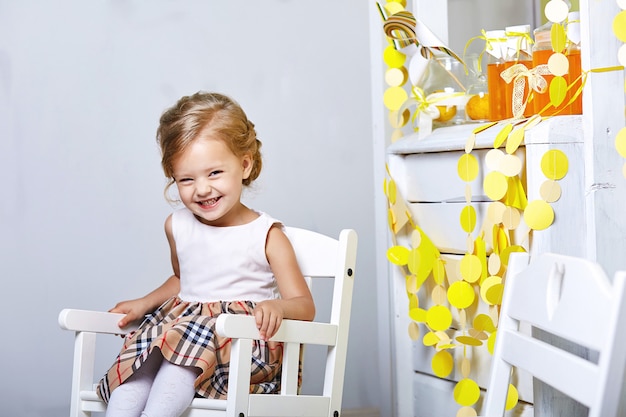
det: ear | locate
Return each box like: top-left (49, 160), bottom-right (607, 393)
top-left (241, 154), bottom-right (253, 180)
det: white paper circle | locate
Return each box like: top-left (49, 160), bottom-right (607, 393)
top-left (619, 44), bottom-right (626, 67)
top-left (548, 53), bottom-right (570, 76)
top-left (485, 148), bottom-right (504, 171)
top-left (618, 0), bottom-right (626, 10)
top-left (545, 0), bottom-right (570, 23)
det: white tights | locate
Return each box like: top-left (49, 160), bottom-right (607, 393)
top-left (105, 352), bottom-right (199, 417)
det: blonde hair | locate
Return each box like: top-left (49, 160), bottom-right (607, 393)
top-left (156, 92), bottom-right (262, 197)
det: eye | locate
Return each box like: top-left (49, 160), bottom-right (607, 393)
top-left (208, 170), bottom-right (223, 177)
top-left (176, 177), bottom-right (193, 184)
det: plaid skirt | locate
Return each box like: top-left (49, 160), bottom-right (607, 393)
top-left (97, 297), bottom-right (284, 403)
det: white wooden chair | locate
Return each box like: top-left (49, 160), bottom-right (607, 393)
top-left (59, 227), bottom-right (357, 417)
top-left (482, 252), bottom-right (626, 417)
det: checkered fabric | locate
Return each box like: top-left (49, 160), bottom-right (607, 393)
top-left (97, 297), bottom-right (284, 402)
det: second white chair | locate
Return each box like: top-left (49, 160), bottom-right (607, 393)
top-left (482, 252), bottom-right (626, 417)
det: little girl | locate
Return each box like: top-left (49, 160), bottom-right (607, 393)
top-left (97, 92), bottom-right (315, 417)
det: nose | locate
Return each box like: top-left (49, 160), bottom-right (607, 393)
top-left (195, 178), bottom-right (212, 196)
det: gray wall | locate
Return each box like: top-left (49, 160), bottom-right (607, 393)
top-left (0, 1), bottom-right (380, 416)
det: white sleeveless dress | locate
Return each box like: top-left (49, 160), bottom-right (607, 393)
top-left (97, 208), bottom-right (287, 402)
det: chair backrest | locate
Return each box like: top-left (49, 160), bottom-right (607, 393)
top-left (483, 252), bottom-right (626, 417)
top-left (283, 227), bottom-right (358, 409)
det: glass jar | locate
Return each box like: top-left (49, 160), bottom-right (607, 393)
top-left (415, 54), bottom-right (475, 128)
top-left (504, 24), bottom-right (533, 118)
top-left (485, 29), bottom-right (508, 121)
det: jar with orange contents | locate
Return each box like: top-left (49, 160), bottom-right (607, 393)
top-left (504, 24), bottom-right (533, 118)
top-left (485, 30), bottom-right (508, 121)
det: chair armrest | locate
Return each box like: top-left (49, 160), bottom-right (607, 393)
top-left (215, 314), bottom-right (338, 346)
top-left (58, 309), bottom-right (140, 335)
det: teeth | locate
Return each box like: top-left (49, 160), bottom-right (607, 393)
top-left (199, 198), bottom-right (218, 206)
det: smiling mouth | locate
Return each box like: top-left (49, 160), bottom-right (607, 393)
top-left (198, 197), bottom-right (220, 207)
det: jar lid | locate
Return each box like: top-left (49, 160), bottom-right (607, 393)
top-left (567, 11), bottom-right (581, 44)
top-left (505, 24), bottom-right (531, 34)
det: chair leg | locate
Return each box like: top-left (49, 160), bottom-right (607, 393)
top-left (71, 331), bottom-right (96, 417)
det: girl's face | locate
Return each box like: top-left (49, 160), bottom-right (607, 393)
top-left (172, 137), bottom-right (253, 227)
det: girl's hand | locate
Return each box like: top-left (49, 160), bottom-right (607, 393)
top-left (253, 300), bottom-right (285, 341)
top-left (110, 298), bottom-right (151, 328)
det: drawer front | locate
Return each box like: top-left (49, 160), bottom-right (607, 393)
top-left (398, 148), bottom-right (525, 203)
top-left (407, 201), bottom-right (491, 255)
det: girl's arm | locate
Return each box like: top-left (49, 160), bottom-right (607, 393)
top-left (110, 214), bottom-right (181, 328)
top-left (254, 225), bottom-right (316, 340)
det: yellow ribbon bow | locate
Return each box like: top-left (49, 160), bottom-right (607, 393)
top-left (500, 64), bottom-right (551, 119)
top-left (397, 86), bottom-right (467, 136)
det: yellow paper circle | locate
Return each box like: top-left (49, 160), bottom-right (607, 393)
top-left (524, 199), bottom-right (555, 230)
top-left (549, 76), bottom-right (567, 107)
top-left (387, 208), bottom-right (395, 231)
top-left (505, 127), bottom-right (525, 155)
top-left (550, 23), bottom-right (567, 53)
top-left (387, 245), bottom-right (409, 265)
top-left (613, 11), bottom-right (626, 43)
top-left (480, 275), bottom-right (503, 305)
top-left (484, 171), bottom-right (508, 200)
top-left (423, 331), bottom-right (440, 346)
top-left (505, 384), bottom-right (520, 410)
top-left (494, 123), bottom-right (513, 149)
top-left (500, 245), bottom-right (526, 266)
top-left (456, 335), bottom-right (482, 346)
top-left (460, 254), bottom-right (482, 283)
top-left (383, 86), bottom-right (408, 111)
top-left (383, 1), bottom-right (405, 15)
top-left (453, 378), bottom-right (481, 406)
top-left (447, 281), bottom-right (475, 309)
top-left (541, 149), bottom-right (569, 180)
top-left (540, 179), bottom-right (562, 202)
top-left (409, 307), bottom-right (427, 323)
top-left (473, 313), bottom-right (496, 333)
top-left (548, 52), bottom-right (569, 77)
top-left (431, 350), bottom-right (454, 378)
top-left (458, 153), bottom-right (479, 182)
top-left (487, 331), bottom-right (497, 354)
top-left (387, 178), bottom-right (397, 203)
top-left (426, 305), bottom-right (453, 331)
top-left (615, 127), bottom-right (626, 158)
top-left (432, 258), bottom-right (446, 285)
top-left (383, 45), bottom-right (406, 68)
top-left (460, 205), bottom-right (477, 233)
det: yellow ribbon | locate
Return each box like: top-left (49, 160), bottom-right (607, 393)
top-left (463, 29), bottom-right (508, 72)
top-left (500, 64), bottom-right (551, 119)
top-left (398, 86), bottom-right (467, 136)
top-left (504, 30), bottom-right (534, 62)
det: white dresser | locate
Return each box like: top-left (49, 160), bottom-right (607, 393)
top-left (386, 116), bottom-right (585, 417)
